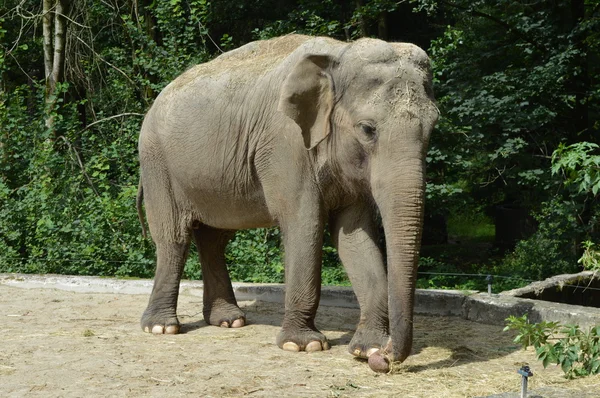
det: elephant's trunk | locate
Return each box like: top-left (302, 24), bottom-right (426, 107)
top-left (373, 160), bottom-right (425, 363)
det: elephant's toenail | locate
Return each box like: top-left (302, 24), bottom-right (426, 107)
top-left (322, 341), bottom-right (330, 350)
top-left (231, 319), bottom-right (244, 328)
top-left (282, 342), bottom-right (300, 352)
top-left (165, 325), bottom-right (179, 334)
top-left (144, 326), bottom-right (151, 333)
top-left (353, 348), bottom-right (362, 357)
top-left (306, 341), bottom-right (323, 352)
top-left (367, 348), bottom-right (379, 357)
top-left (220, 321), bottom-right (230, 328)
top-left (151, 325), bottom-right (164, 334)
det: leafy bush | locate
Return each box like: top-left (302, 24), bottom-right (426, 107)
top-left (447, 210), bottom-right (495, 242)
top-left (579, 241), bottom-right (600, 272)
top-left (497, 141), bottom-right (600, 283)
top-left (417, 256), bottom-right (481, 291)
top-left (0, 82), bottom-right (155, 277)
top-left (505, 315), bottom-right (600, 379)
top-left (552, 142), bottom-right (600, 197)
top-left (504, 315), bottom-right (559, 350)
top-left (225, 229), bottom-right (284, 283)
top-left (499, 199), bottom-right (579, 281)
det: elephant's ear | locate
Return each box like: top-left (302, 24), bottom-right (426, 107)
top-left (278, 54), bottom-right (335, 150)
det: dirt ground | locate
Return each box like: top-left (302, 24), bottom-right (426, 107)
top-left (1, 283), bottom-right (599, 398)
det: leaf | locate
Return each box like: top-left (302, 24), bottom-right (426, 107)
top-left (543, 354), bottom-right (551, 368)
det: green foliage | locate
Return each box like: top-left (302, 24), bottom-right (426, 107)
top-left (553, 142), bottom-right (600, 197)
top-left (0, 81), bottom-right (153, 276)
top-left (220, 228), bottom-right (346, 285)
top-left (252, 0), bottom-right (347, 40)
top-left (426, 0), bottom-right (599, 222)
top-left (498, 141), bottom-right (600, 281)
top-left (417, 256), bottom-right (484, 291)
top-left (538, 325), bottom-right (600, 379)
top-left (505, 315), bottom-right (600, 379)
top-left (504, 315), bottom-right (558, 350)
top-left (579, 241), bottom-right (600, 271)
top-left (226, 229), bottom-right (284, 283)
top-left (446, 211), bottom-right (494, 242)
top-left (2, 0), bottom-right (599, 288)
top-left (499, 199), bottom-right (579, 281)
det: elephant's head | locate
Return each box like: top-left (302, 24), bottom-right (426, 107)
top-left (279, 39), bottom-right (438, 364)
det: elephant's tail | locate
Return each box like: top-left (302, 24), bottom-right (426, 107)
top-left (136, 178), bottom-right (148, 239)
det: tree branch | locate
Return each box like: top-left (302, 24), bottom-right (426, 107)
top-left (57, 135), bottom-right (127, 245)
top-left (74, 36), bottom-right (136, 85)
top-left (57, 135), bottom-right (100, 198)
top-left (78, 112), bottom-right (144, 134)
top-left (56, 11), bottom-right (91, 29)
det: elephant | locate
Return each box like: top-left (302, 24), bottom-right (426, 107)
top-left (136, 34), bottom-right (438, 371)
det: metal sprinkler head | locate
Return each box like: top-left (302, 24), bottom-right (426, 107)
top-left (517, 365), bottom-right (533, 398)
top-left (486, 274), bottom-right (494, 296)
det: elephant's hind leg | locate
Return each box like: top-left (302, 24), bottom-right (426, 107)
top-left (140, 154), bottom-right (191, 335)
top-left (142, 240), bottom-right (190, 334)
top-left (193, 225), bottom-right (246, 328)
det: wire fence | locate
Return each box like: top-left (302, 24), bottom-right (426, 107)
top-left (416, 271), bottom-right (600, 293)
top-left (2, 256), bottom-right (600, 292)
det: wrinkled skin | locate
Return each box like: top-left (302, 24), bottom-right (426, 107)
top-left (138, 35), bottom-right (438, 367)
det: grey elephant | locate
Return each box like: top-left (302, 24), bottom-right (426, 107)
top-left (137, 34), bottom-right (438, 371)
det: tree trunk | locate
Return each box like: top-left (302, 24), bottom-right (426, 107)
top-left (43, 0), bottom-right (69, 133)
top-left (50, 0), bottom-right (68, 93)
top-left (42, 0), bottom-right (53, 80)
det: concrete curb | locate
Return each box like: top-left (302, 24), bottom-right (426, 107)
top-left (1, 273), bottom-right (599, 328)
top-left (479, 386), bottom-right (599, 398)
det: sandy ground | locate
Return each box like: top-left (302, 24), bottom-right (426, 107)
top-left (1, 282), bottom-right (599, 397)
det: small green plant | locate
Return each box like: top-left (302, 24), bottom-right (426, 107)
top-left (504, 315), bottom-right (559, 349)
top-left (537, 325), bottom-right (600, 378)
top-left (579, 241), bottom-right (600, 271)
top-left (504, 315), bottom-right (600, 379)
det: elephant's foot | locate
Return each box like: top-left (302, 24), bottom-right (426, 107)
top-left (349, 324), bottom-right (389, 359)
top-left (276, 328), bottom-right (330, 352)
top-left (141, 307), bottom-right (180, 334)
top-left (203, 301), bottom-right (246, 328)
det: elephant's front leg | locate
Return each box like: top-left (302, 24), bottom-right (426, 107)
top-left (330, 204), bottom-right (389, 359)
top-left (276, 212), bottom-right (329, 353)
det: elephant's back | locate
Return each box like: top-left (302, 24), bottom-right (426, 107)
top-left (168, 34), bottom-right (312, 91)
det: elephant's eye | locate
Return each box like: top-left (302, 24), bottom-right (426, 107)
top-left (359, 122), bottom-right (377, 139)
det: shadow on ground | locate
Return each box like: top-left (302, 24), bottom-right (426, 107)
top-left (177, 297), bottom-right (522, 373)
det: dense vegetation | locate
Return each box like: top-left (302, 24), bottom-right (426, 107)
top-left (1, 0), bottom-right (599, 290)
